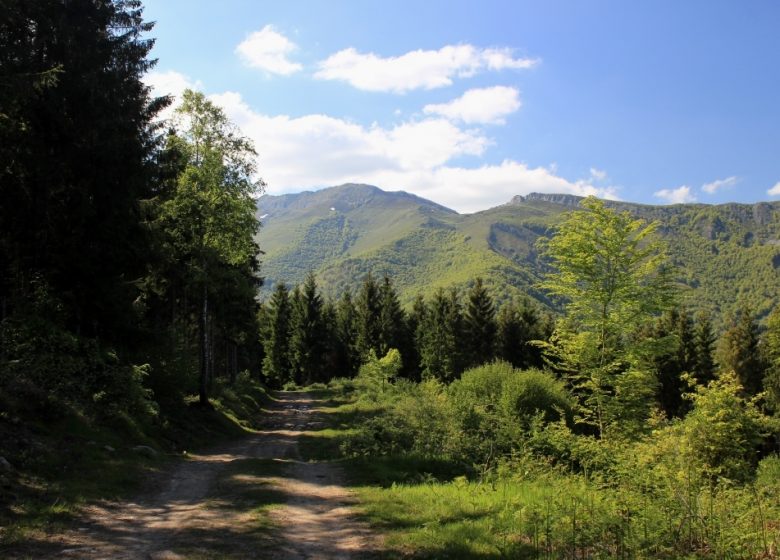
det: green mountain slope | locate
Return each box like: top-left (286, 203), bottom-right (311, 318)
top-left (256, 184), bottom-right (780, 325)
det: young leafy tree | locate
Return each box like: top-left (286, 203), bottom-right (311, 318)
top-left (539, 197), bottom-right (675, 439)
top-left (262, 283), bottom-right (292, 388)
top-left (160, 89), bottom-right (261, 405)
top-left (463, 278), bottom-right (497, 368)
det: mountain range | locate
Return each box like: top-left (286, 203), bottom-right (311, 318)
top-left (256, 184), bottom-right (780, 327)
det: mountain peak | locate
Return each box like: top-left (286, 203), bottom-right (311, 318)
top-left (509, 193), bottom-right (585, 207)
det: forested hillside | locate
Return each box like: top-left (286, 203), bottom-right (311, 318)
top-left (258, 185), bottom-right (780, 325)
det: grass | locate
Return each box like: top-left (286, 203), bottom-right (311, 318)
top-left (302, 384), bottom-right (780, 559)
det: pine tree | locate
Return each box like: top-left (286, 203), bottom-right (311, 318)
top-left (420, 288), bottom-right (464, 381)
top-left (356, 273), bottom-right (382, 360)
top-left (716, 306), bottom-right (764, 396)
top-left (335, 291), bottom-right (360, 377)
top-left (763, 306), bottom-right (780, 412)
top-left (289, 273), bottom-right (325, 386)
top-left (262, 283), bottom-right (292, 387)
top-left (497, 298), bottom-right (544, 369)
top-left (693, 311), bottom-right (716, 386)
top-left (405, 294), bottom-right (427, 381)
top-left (463, 278), bottom-right (497, 368)
top-left (378, 275), bottom-right (405, 355)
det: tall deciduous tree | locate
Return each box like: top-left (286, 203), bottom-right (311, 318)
top-left (539, 197), bottom-right (675, 439)
top-left (160, 89), bottom-right (261, 405)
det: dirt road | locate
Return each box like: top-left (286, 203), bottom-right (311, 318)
top-left (14, 392), bottom-right (379, 559)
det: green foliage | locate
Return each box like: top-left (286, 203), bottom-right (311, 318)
top-left (419, 288), bottom-right (465, 381)
top-left (539, 197), bottom-right (676, 439)
top-left (289, 272), bottom-right (325, 385)
top-left (260, 282), bottom-right (292, 387)
top-left (463, 278), bottom-right (497, 368)
top-left (764, 306), bottom-right (780, 412)
top-left (716, 306), bottom-right (765, 395)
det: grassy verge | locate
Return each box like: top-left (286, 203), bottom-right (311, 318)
top-left (0, 375), bottom-right (272, 550)
top-left (304, 383), bottom-right (780, 560)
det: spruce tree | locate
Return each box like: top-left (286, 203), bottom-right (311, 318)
top-left (693, 311), bottom-right (716, 386)
top-left (716, 306), bottom-right (764, 396)
top-left (497, 298), bottom-right (544, 369)
top-left (420, 288), bottom-right (464, 381)
top-left (763, 306), bottom-right (780, 412)
top-left (262, 283), bottom-right (292, 387)
top-left (356, 273), bottom-right (382, 360)
top-left (335, 291), bottom-right (360, 377)
top-left (463, 278), bottom-right (497, 368)
top-left (289, 273), bottom-right (325, 386)
top-left (378, 275), bottom-right (405, 355)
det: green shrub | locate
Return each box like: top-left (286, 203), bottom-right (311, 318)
top-left (499, 368), bottom-right (573, 426)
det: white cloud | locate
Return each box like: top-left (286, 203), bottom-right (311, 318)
top-left (235, 25), bottom-right (302, 75)
top-left (315, 45), bottom-right (538, 93)
top-left (423, 86), bottom-right (521, 124)
top-left (768, 182), bottom-right (780, 196)
top-left (590, 167), bottom-right (607, 181)
top-left (146, 76), bottom-right (615, 213)
top-left (143, 70), bottom-right (203, 121)
top-left (702, 175), bottom-right (739, 194)
top-left (653, 186), bottom-right (696, 204)
top-left (210, 91), bottom-right (615, 213)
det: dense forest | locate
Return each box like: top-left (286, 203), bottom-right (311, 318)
top-left (2, 1), bottom-right (780, 558)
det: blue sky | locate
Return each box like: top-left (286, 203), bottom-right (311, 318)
top-left (143, 0), bottom-right (780, 213)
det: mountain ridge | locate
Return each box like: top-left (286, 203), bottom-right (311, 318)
top-left (256, 184), bottom-right (780, 326)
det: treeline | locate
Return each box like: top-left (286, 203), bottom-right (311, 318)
top-left (0, 1), bottom-right (260, 422)
top-left (259, 274), bottom-right (552, 387)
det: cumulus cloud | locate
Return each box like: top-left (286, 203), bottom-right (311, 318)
top-left (702, 175), bottom-right (739, 194)
top-left (144, 76), bottom-right (616, 213)
top-left (143, 70), bottom-right (203, 120)
top-left (653, 186), bottom-right (696, 204)
top-left (235, 25), bottom-right (302, 75)
top-left (315, 44), bottom-right (537, 93)
top-left (590, 168), bottom-right (607, 181)
top-left (210, 91), bottom-right (615, 213)
top-left (423, 86), bottom-right (521, 124)
top-left (768, 182), bottom-right (780, 196)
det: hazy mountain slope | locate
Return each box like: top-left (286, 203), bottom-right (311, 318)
top-left (256, 185), bottom-right (780, 324)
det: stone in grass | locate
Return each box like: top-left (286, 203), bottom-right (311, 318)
top-left (132, 445), bottom-right (159, 458)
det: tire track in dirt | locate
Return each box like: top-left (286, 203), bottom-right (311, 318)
top-left (8, 392), bottom-right (380, 559)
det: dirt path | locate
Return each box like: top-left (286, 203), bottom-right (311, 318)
top-left (12, 392), bottom-right (380, 559)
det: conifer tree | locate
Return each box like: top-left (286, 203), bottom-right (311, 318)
top-left (405, 294), bottom-right (427, 380)
top-left (335, 291), bottom-right (360, 377)
top-left (420, 288), bottom-right (464, 381)
top-left (463, 278), bottom-right (497, 368)
top-left (693, 311), bottom-right (716, 386)
top-left (378, 275), bottom-right (405, 355)
top-left (717, 306), bottom-right (765, 396)
top-left (289, 273), bottom-right (325, 386)
top-left (763, 306), bottom-right (780, 412)
top-left (497, 298), bottom-right (545, 369)
top-left (356, 273), bottom-right (382, 360)
top-left (261, 283), bottom-right (292, 387)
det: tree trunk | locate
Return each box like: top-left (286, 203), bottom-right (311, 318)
top-left (199, 284), bottom-right (210, 407)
